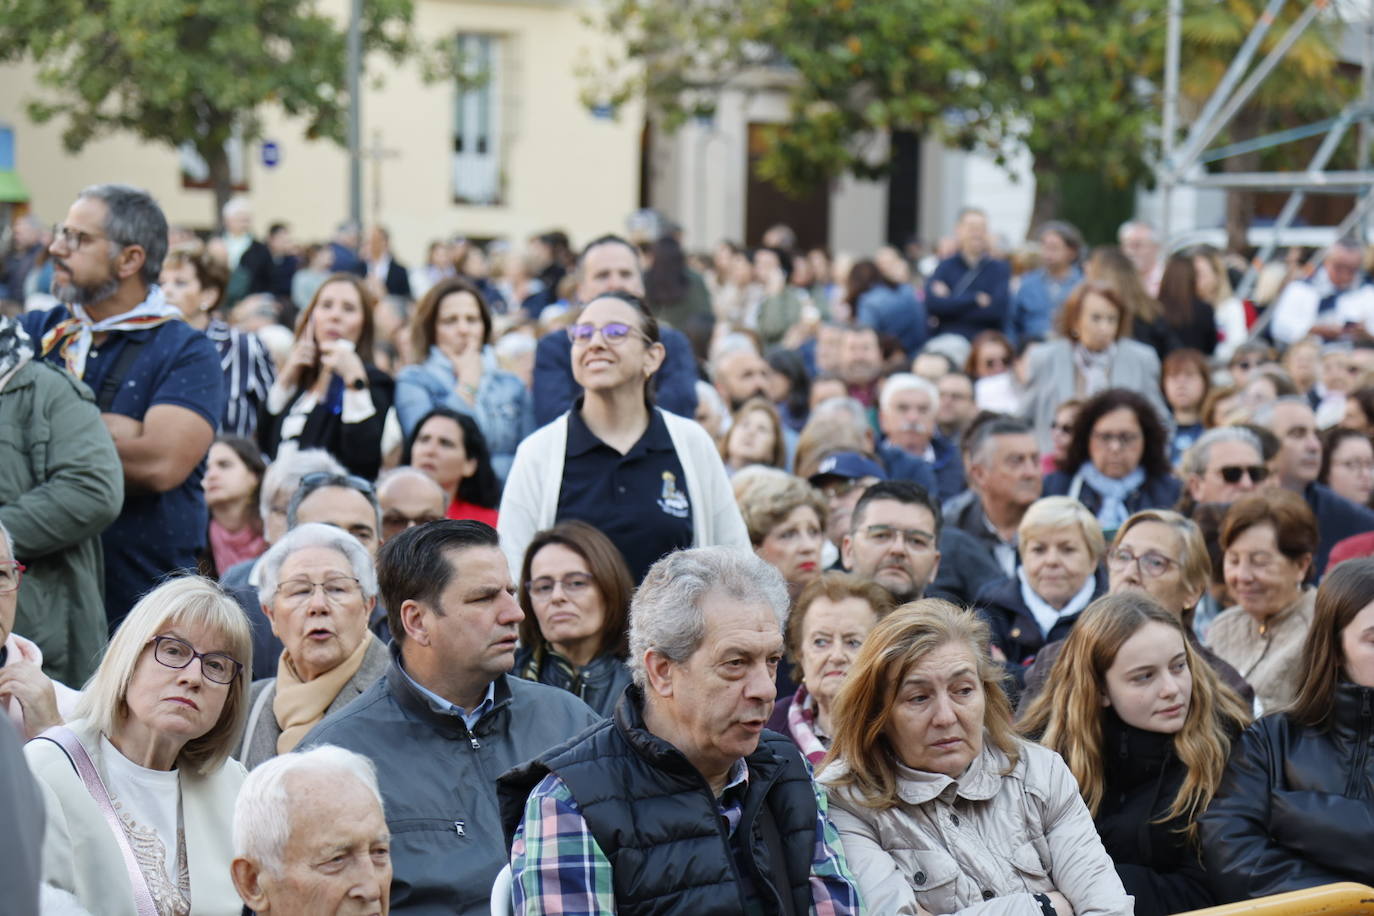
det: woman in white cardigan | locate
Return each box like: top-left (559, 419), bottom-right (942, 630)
top-left (24, 576), bottom-right (251, 916)
top-left (500, 291), bottom-right (747, 581)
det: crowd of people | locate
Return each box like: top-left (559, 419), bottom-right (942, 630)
top-left (2, 183), bottom-right (1374, 915)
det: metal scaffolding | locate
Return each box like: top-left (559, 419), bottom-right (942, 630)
top-left (1157, 0), bottom-right (1374, 303)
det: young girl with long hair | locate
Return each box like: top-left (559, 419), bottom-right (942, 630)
top-left (1020, 592), bottom-right (1251, 916)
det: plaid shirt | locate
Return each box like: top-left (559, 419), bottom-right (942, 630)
top-left (511, 759), bottom-right (864, 915)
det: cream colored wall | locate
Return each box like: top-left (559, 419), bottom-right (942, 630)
top-left (0, 0), bottom-right (642, 266)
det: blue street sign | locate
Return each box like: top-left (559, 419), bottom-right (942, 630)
top-left (261, 141), bottom-right (281, 168)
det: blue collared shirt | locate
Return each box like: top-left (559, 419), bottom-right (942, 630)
top-left (398, 663), bottom-right (496, 731)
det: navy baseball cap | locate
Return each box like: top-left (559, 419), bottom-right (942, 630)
top-left (808, 451), bottom-right (888, 486)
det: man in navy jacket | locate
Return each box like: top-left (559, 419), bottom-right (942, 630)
top-left (924, 207), bottom-right (1011, 341)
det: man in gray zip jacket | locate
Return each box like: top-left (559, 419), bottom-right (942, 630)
top-left (302, 519), bottom-right (599, 914)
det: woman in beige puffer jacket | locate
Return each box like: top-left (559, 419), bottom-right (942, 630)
top-left (818, 600), bottom-right (1133, 916)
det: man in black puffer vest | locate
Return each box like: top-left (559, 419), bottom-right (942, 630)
top-left (498, 547), bottom-right (863, 915)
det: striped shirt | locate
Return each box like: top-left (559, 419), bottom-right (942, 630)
top-left (511, 760), bottom-right (864, 915)
top-left (205, 319), bottom-right (275, 438)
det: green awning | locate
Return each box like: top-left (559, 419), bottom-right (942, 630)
top-left (0, 171), bottom-right (29, 203)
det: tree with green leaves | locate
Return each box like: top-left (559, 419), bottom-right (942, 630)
top-left (0, 0), bottom-right (429, 227)
top-left (588, 0), bottom-right (1351, 241)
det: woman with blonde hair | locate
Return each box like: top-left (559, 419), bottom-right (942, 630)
top-left (819, 599), bottom-right (1131, 916)
top-left (1019, 592), bottom-right (1251, 916)
top-left (734, 468), bottom-right (828, 602)
top-left (25, 576), bottom-right (252, 915)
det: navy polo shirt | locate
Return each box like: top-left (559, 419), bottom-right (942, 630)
top-left (21, 306), bottom-right (225, 626)
top-left (557, 404), bottom-right (692, 583)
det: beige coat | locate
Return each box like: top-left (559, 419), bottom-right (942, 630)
top-left (820, 736), bottom-right (1132, 916)
top-left (1206, 589), bottom-right (1315, 714)
top-left (24, 718), bottom-right (245, 916)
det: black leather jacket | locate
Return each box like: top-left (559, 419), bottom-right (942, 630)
top-left (1199, 681), bottom-right (1374, 902)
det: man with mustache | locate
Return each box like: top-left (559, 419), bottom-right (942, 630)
top-left (501, 547), bottom-right (862, 914)
top-left (877, 373), bottom-right (964, 501)
top-left (19, 184), bottom-right (223, 629)
top-left (302, 520), bottom-right (599, 914)
top-left (841, 480), bottom-right (943, 604)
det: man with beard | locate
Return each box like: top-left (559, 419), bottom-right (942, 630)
top-left (20, 184), bottom-right (223, 628)
top-left (840, 480), bottom-right (943, 604)
top-left (839, 324), bottom-right (884, 406)
top-left (710, 333), bottom-right (771, 410)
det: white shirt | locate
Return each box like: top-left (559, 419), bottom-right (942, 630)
top-left (100, 735), bottom-right (182, 895)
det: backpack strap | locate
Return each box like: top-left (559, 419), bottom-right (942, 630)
top-left (33, 726), bottom-right (160, 916)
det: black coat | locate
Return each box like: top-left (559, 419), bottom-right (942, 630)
top-left (1199, 682), bottom-right (1374, 902)
top-left (973, 569), bottom-right (1107, 691)
top-left (1096, 711), bottom-right (1216, 916)
top-left (257, 363), bottom-right (395, 479)
top-left (1306, 481), bottom-right (1374, 579)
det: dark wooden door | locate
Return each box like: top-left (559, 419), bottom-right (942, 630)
top-left (745, 123), bottom-right (830, 250)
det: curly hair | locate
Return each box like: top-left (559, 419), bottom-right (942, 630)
top-left (1059, 387), bottom-right (1172, 479)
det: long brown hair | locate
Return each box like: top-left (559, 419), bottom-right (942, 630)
top-left (1019, 592), bottom-right (1251, 840)
top-left (1289, 557), bottom-right (1374, 730)
top-left (820, 600), bottom-right (1020, 809)
top-left (517, 520), bottom-right (634, 659)
top-left (294, 273), bottom-right (377, 391)
top-left (1086, 246), bottom-right (1163, 324)
top-left (408, 275), bottom-right (493, 362)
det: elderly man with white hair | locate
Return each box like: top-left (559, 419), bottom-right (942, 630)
top-left (876, 372), bottom-right (964, 499)
top-left (239, 523), bottom-right (390, 769)
top-left (220, 196), bottom-right (275, 303)
top-left (231, 745), bottom-right (392, 915)
top-left (500, 546), bottom-right (862, 914)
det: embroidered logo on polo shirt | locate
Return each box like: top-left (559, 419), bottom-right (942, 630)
top-left (657, 471), bottom-right (689, 518)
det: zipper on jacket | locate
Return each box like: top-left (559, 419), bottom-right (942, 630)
top-left (1347, 689), bottom-right (1373, 799)
top-left (454, 820), bottom-right (466, 837)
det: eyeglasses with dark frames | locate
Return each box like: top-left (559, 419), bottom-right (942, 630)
top-left (149, 635), bottom-right (242, 685)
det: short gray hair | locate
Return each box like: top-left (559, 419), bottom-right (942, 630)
top-left (1181, 427), bottom-right (1263, 477)
top-left (258, 523), bottom-right (378, 603)
top-left (628, 547), bottom-right (790, 689)
top-left (375, 466), bottom-right (445, 502)
top-left (78, 184), bottom-right (169, 285)
top-left (259, 449), bottom-right (347, 524)
top-left (1250, 395), bottom-right (1312, 428)
top-left (811, 396), bottom-right (869, 432)
top-left (233, 745), bottom-right (384, 876)
top-left (0, 519), bottom-right (11, 558)
top-left (879, 373), bottom-right (939, 414)
top-left (709, 333), bottom-right (762, 379)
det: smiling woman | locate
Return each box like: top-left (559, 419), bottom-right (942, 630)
top-left (818, 600), bottom-right (1132, 916)
top-left (23, 576), bottom-right (252, 916)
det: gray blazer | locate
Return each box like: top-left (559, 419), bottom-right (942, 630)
top-left (1022, 337), bottom-right (1169, 451)
top-left (238, 634), bottom-right (391, 769)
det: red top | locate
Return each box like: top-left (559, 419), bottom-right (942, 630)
top-left (447, 498), bottom-right (499, 527)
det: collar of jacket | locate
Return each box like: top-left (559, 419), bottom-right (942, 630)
top-left (613, 684), bottom-right (783, 789)
top-left (384, 640), bottom-right (513, 736)
top-left (892, 733), bottom-right (1009, 805)
top-left (1331, 681), bottom-right (1374, 742)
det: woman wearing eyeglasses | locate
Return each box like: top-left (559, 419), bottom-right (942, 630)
top-left (1319, 427), bottom-right (1374, 509)
top-left (1021, 509), bottom-right (1254, 710)
top-left (395, 276), bottom-right (533, 482)
top-left (1209, 491), bottom-right (1319, 713)
top-left (238, 523), bottom-right (388, 769)
top-left (1044, 387), bottom-right (1180, 536)
top-left (514, 521), bottom-right (633, 717)
top-left (499, 291), bottom-right (748, 583)
top-left (24, 575), bottom-right (252, 916)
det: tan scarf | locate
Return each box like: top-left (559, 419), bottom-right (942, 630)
top-left (273, 636), bottom-right (372, 754)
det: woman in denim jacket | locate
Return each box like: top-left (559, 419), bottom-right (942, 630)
top-left (395, 276), bottom-right (533, 482)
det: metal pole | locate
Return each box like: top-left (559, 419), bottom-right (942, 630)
top-left (347, 0), bottom-right (363, 230)
top-left (1359, 5), bottom-right (1374, 241)
top-left (1161, 0), bottom-right (1182, 246)
top-left (1178, 1), bottom-right (1327, 175)
top-left (1170, 0), bottom-right (1288, 176)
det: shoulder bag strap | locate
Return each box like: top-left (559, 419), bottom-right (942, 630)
top-left (34, 726), bottom-right (161, 916)
top-left (96, 336), bottom-right (151, 413)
